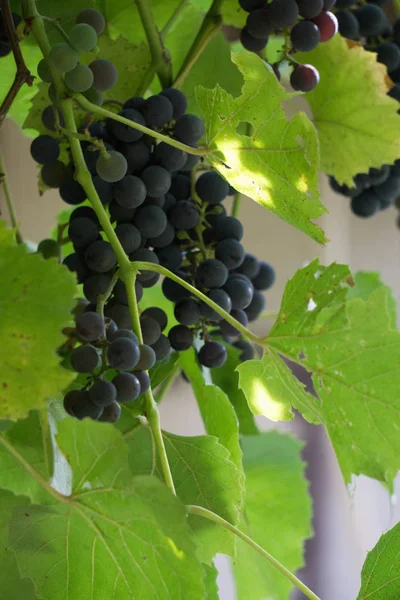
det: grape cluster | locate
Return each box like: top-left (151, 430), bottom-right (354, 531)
top-left (0, 8), bottom-right (21, 58)
top-left (238, 0), bottom-right (338, 92)
top-left (63, 310), bottom-right (155, 422)
top-left (329, 9), bottom-right (400, 218)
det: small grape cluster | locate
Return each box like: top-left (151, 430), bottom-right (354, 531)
top-left (63, 310), bottom-right (157, 422)
top-left (329, 10), bottom-right (400, 218)
top-left (238, 0), bottom-right (338, 92)
top-left (0, 8), bottom-right (21, 58)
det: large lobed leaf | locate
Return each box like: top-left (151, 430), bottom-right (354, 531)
top-left (239, 262), bottom-right (400, 487)
top-left (8, 418), bottom-right (206, 599)
top-left (233, 432), bottom-right (312, 600)
top-left (298, 35), bottom-right (400, 185)
top-left (0, 232), bottom-right (76, 420)
top-left (196, 52), bottom-right (326, 244)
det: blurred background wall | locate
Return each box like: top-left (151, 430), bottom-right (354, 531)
top-left (2, 116), bottom-right (400, 600)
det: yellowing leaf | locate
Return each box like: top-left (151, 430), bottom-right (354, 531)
top-left (298, 35), bottom-right (400, 185)
top-left (196, 52), bottom-right (326, 244)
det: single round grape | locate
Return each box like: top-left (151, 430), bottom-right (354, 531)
top-left (200, 289), bottom-right (232, 322)
top-left (142, 273), bottom-right (160, 289)
top-left (215, 239), bottom-right (245, 270)
top-left (336, 10), bottom-right (360, 40)
top-left (65, 64), bottom-right (94, 92)
top-left (107, 337), bottom-right (140, 370)
top-left (98, 401), bottom-right (122, 422)
top-left (82, 87), bottom-right (104, 107)
top-left (351, 190), bottom-right (380, 218)
top-left (108, 328), bottom-right (138, 343)
top-left (68, 217), bottom-right (99, 250)
top-left (195, 171), bottom-right (229, 204)
top-left (168, 325), bottom-right (194, 351)
top-left (174, 298), bottom-right (201, 326)
top-left (69, 23), bottom-right (98, 52)
top-left (121, 140), bottom-right (151, 172)
top-left (290, 21), bottom-right (320, 52)
top-left (93, 175), bottom-right (113, 205)
top-left (64, 389), bottom-right (103, 420)
top-left (149, 222), bottom-right (176, 249)
top-left (114, 175), bottom-right (146, 209)
top-left (162, 273), bottom-right (191, 303)
top-left (160, 88), bottom-right (188, 119)
top-left (141, 95), bottom-right (174, 129)
top-left (169, 200), bottom-right (199, 230)
top-left (49, 43), bottom-right (79, 73)
top-left (71, 344), bottom-right (99, 373)
top-left (37, 239), bottom-right (60, 260)
top-left (105, 303), bottom-right (133, 329)
top-left (133, 370), bottom-right (151, 394)
top-left (196, 259), bottom-right (228, 289)
top-left (134, 205), bottom-right (167, 239)
top-left (173, 114), bottom-right (205, 146)
top-left (135, 344), bottom-right (156, 371)
top-left (246, 9), bottom-right (275, 40)
top-left (268, 0), bottom-right (299, 28)
top-left (123, 96), bottom-right (145, 110)
top-left (290, 64), bottom-right (320, 93)
top-left (220, 308), bottom-right (248, 338)
top-left (112, 372), bottom-right (141, 403)
top-left (141, 166), bottom-right (171, 198)
top-left (240, 27), bottom-right (268, 52)
top-left (206, 204), bottom-right (227, 227)
top-left (154, 143), bottom-right (187, 171)
top-left (89, 379), bottom-right (117, 407)
top-left (37, 59), bottom-right (52, 83)
top-left (96, 151), bottom-right (127, 183)
top-left (374, 176), bottom-right (400, 204)
top-left (108, 199), bottom-right (136, 223)
top-left (245, 290), bottom-right (266, 321)
top-left (150, 334), bottom-right (171, 361)
top-left (115, 223), bottom-right (141, 254)
top-left (235, 254), bottom-right (260, 280)
top-left (83, 274), bottom-right (111, 303)
top-left (311, 11), bottom-right (339, 42)
top-left (170, 174), bottom-right (191, 200)
top-left (377, 42), bottom-right (400, 73)
top-left (215, 216), bottom-right (244, 241)
top-left (368, 166), bottom-right (390, 187)
top-left (181, 153), bottom-right (201, 172)
top-left (141, 307), bottom-right (168, 331)
top-left (76, 8), bottom-right (105, 34)
top-left (41, 105), bottom-right (65, 131)
top-left (252, 262), bottom-right (275, 290)
top-left (198, 341), bottom-right (227, 369)
top-left (0, 41), bottom-right (11, 57)
top-left (355, 4), bottom-right (387, 37)
top-left (76, 311), bottom-right (104, 342)
top-left (110, 108), bottom-right (145, 143)
top-left (89, 59), bottom-right (118, 91)
top-left (85, 240), bottom-right (116, 273)
top-left (296, 0), bottom-right (323, 18)
top-left (233, 340), bottom-right (255, 362)
top-left (41, 161), bottom-right (71, 188)
top-left (140, 315), bottom-right (161, 345)
top-left (223, 275), bottom-right (254, 309)
top-left (63, 252), bottom-right (91, 283)
top-left (156, 243), bottom-right (183, 272)
top-left (30, 135), bottom-right (60, 165)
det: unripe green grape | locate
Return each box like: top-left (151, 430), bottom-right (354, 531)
top-left (37, 58), bottom-right (52, 83)
top-left (82, 87), bottom-right (104, 107)
top-left (96, 151), bottom-right (127, 183)
top-left (49, 43), bottom-right (79, 73)
top-left (65, 64), bottom-right (94, 92)
top-left (69, 23), bottom-right (98, 52)
top-left (76, 8), bottom-right (105, 35)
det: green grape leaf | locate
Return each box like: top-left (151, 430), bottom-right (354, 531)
top-left (297, 35), bottom-right (400, 186)
top-left (126, 425), bottom-right (245, 563)
top-left (239, 260), bottom-right (400, 486)
top-left (233, 432), bottom-right (312, 600)
top-left (0, 489), bottom-right (36, 599)
top-left (0, 412), bottom-right (50, 503)
top-left (211, 344), bottom-right (259, 435)
top-left (203, 563), bottom-right (219, 599)
top-left (180, 347), bottom-right (243, 470)
top-left (149, 351), bottom-right (180, 389)
top-left (196, 51), bottom-right (326, 244)
top-left (9, 418), bottom-right (205, 600)
top-left (0, 238), bottom-right (76, 419)
top-left (221, 0), bottom-right (247, 27)
top-left (357, 521), bottom-right (400, 600)
top-left (0, 40), bottom-right (42, 129)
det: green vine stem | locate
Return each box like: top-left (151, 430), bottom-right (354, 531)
top-left (132, 261), bottom-right (263, 345)
top-left (22, 0), bottom-right (176, 496)
top-left (75, 94), bottom-right (208, 156)
top-left (173, 0), bottom-right (223, 89)
top-left (187, 505), bottom-right (322, 600)
top-left (161, 0), bottom-right (188, 41)
top-left (231, 189), bottom-right (242, 218)
top-left (0, 147), bottom-right (23, 243)
top-left (135, 0), bottom-right (172, 89)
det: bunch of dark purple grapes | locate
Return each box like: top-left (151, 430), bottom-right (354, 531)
top-left (238, 0), bottom-right (338, 92)
top-left (330, 8), bottom-right (400, 218)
